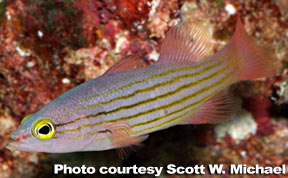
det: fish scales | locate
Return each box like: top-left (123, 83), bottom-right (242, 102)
top-left (53, 60), bottom-right (217, 129)
top-left (54, 56), bottom-right (238, 141)
top-left (59, 60), bottom-right (220, 123)
top-left (54, 59), bottom-right (237, 151)
top-left (54, 58), bottom-right (217, 123)
top-left (55, 62), bottom-right (216, 126)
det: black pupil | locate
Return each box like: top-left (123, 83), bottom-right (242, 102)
top-left (38, 125), bottom-right (51, 135)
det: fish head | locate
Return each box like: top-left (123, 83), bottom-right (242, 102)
top-left (7, 113), bottom-right (67, 153)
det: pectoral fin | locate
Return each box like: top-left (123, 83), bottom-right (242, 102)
top-left (104, 121), bottom-right (148, 159)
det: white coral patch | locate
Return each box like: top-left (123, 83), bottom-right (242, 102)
top-left (149, 50), bottom-right (160, 61)
top-left (37, 30), bottom-right (43, 38)
top-left (115, 35), bottom-right (129, 54)
top-left (15, 44), bottom-right (31, 57)
top-left (215, 109), bottom-right (257, 142)
top-left (148, 0), bottom-right (160, 19)
top-left (225, 4), bottom-right (236, 15)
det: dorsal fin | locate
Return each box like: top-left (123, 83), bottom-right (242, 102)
top-left (103, 55), bottom-right (149, 75)
top-left (158, 21), bottom-right (213, 63)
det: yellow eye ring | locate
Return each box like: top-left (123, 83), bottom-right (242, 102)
top-left (31, 119), bottom-right (55, 140)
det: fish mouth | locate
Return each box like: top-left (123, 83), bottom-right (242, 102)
top-left (6, 141), bottom-right (23, 151)
top-left (6, 132), bottom-right (33, 152)
top-left (6, 139), bottom-right (39, 152)
top-left (7, 132), bottom-right (49, 152)
top-left (6, 135), bottom-right (25, 151)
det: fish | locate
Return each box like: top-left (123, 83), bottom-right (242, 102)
top-left (7, 17), bottom-right (278, 155)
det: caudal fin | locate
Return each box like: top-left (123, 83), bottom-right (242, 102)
top-left (219, 17), bottom-right (279, 81)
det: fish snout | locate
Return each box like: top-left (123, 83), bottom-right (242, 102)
top-left (6, 132), bottom-right (31, 151)
top-left (9, 130), bottom-right (20, 141)
top-left (6, 132), bottom-right (20, 151)
top-left (9, 134), bottom-right (16, 141)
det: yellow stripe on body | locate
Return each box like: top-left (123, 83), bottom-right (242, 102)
top-left (56, 59), bottom-right (238, 136)
top-left (56, 67), bottom-right (235, 134)
top-left (84, 60), bottom-right (214, 101)
top-left (134, 78), bottom-right (236, 134)
top-left (64, 62), bottom-right (222, 115)
top-left (58, 72), bottom-right (236, 142)
top-left (56, 57), bottom-right (239, 131)
top-left (56, 61), bottom-right (223, 127)
top-left (56, 59), bottom-right (220, 121)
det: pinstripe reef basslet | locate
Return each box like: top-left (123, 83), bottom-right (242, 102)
top-left (7, 18), bottom-right (278, 155)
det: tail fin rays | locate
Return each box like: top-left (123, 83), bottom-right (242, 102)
top-left (216, 17), bottom-right (279, 81)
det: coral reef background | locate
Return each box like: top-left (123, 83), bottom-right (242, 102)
top-left (0, 0), bottom-right (288, 177)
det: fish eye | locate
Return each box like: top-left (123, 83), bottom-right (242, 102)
top-left (31, 119), bottom-right (55, 140)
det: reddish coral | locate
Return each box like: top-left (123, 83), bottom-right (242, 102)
top-left (72, 0), bottom-right (101, 46)
top-left (113, 0), bottom-right (152, 31)
top-left (243, 95), bottom-right (275, 136)
top-left (100, 20), bottom-right (123, 47)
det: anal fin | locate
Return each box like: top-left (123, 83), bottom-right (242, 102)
top-left (180, 88), bottom-right (241, 125)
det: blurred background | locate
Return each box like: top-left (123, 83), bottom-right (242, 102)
top-left (0, 0), bottom-right (288, 177)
